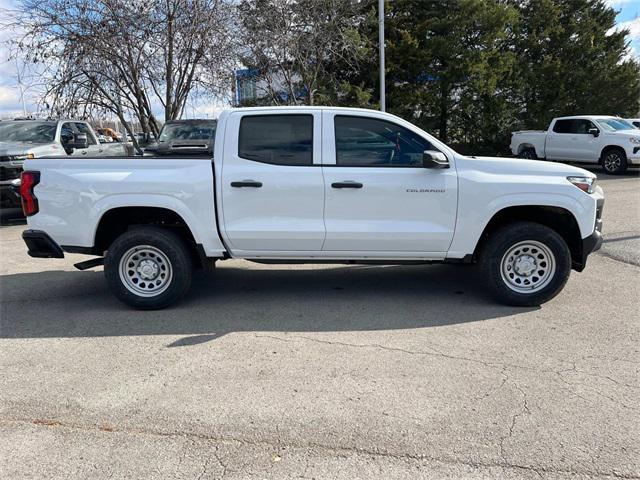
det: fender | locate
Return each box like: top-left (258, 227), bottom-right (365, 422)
top-left (90, 194), bottom-right (226, 257)
top-left (447, 192), bottom-right (595, 259)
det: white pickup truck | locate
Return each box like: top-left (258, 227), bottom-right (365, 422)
top-left (511, 116), bottom-right (640, 174)
top-left (21, 107), bottom-right (604, 309)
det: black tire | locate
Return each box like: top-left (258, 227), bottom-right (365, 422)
top-left (104, 226), bottom-right (193, 309)
top-left (520, 147), bottom-right (537, 160)
top-left (601, 148), bottom-right (628, 175)
top-left (479, 222), bottom-right (571, 306)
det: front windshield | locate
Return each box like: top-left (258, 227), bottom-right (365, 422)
top-left (597, 118), bottom-right (635, 131)
top-left (0, 121), bottom-right (57, 143)
top-left (158, 122), bottom-right (216, 142)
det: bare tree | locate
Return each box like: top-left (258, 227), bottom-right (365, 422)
top-left (7, 0), bottom-right (236, 146)
top-left (238, 0), bottom-right (370, 106)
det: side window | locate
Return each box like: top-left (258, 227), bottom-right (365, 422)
top-left (334, 116), bottom-right (435, 167)
top-left (552, 120), bottom-right (573, 134)
top-left (60, 123), bottom-right (75, 145)
top-left (633, 121), bottom-right (640, 129)
top-left (238, 115), bottom-right (313, 166)
top-left (574, 120), bottom-right (595, 134)
top-left (74, 122), bottom-right (97, 145)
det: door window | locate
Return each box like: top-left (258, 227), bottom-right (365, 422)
top-left (238, 114), bottom-right (313, 166)
top-left (60, 123), bottom-right (75, 145)
top-left (334, 116), bottom-right (434, 167)
top-left (552, 119), bottom-right (596, 134)
top-left (74, 122), bottom-right (98, 145)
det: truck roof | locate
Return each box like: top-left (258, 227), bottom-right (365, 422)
top-left (553, 115), bottom-right (621, 121)
top-left (225, 106), bottom-right (385, 115)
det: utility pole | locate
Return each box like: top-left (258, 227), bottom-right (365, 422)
top-left (378, 0), bottom-right (386, 112)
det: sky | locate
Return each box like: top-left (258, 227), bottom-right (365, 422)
top-left (0, 0), bottom-right (639, 119)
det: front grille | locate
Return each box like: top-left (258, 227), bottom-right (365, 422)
top-left (0, 166), bottom-right (22, 181)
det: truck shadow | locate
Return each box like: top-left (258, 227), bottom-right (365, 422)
top-left (0, 263), bottom-right (538, 343)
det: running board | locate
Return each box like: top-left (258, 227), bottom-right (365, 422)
top-left (74, 257), bottom-right (105, 271)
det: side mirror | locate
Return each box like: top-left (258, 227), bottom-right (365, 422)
top-left (70, 133), bottom-right (88, 149)
top-left (588, 128), bottom-right (600, 137)
top-left (423, 150), bottom-right (450, 169)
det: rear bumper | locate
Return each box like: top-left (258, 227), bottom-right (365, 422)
top-left (0, 182), bottom-right (22, 209)
top-left (22, 230), bottom-right (64, 258)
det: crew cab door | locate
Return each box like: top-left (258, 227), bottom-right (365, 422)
top-left (321, 112), bottom-right (457, 254)
top-left (219, 111), bottom-right (325, 253)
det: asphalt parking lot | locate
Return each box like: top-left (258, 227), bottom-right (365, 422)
top-left (0, 170), bottom-right (638, 479)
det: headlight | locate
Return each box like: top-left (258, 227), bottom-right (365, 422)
top-left (630, 137), bottom-right (640, 145)
top-left (567, 176), bottom-right (597, 194)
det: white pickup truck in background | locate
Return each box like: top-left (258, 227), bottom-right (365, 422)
top-left (21, 107), bottom-right (604, 309)
top-left (511, 116), bottom-right (640, 174)
top-left (1, 119), bottom-right (130, 212)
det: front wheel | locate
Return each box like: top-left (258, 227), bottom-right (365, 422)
top-left (601, 148), bottom-right (628, 175)
top-left (104, 226), bottom-right (193, 309)
top-left (480, 222), bottom-right (571, 306)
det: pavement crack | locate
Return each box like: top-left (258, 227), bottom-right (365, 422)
top-left (4, 417), bottom-right (639, 479)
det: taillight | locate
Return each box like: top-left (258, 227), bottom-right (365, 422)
top-left (20, 171), bottom-right (40, 216)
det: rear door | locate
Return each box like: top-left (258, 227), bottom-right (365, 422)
top-left (220, 111), bottom-right (325, 253)
top-left (320, 112), bottom-right (457, 255)
top-left (545, 119), bottom-right (573, 160)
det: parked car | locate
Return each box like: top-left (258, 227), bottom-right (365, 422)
top-left (144, 119), bottom-right (216, 156)
top-left (0, 119), bottom-right (129, 212)
top-left (627, 118), bottom-right (640, 129)
top-left (511, 116), bottom-right (640, 174)
top-left (22, 107), bottom-right (603, 309)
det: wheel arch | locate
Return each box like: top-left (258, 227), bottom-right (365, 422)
top-left (517, 143), bottom-right (535, 155)
top-left (473, 205), bottom-right (584, 270)
top-left (599, 145), bottom-right (626, 163)
top-left (92, 206), bottom-right (205, 267)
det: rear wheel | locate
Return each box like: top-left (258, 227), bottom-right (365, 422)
top-left (601, 148), bottom-right (628, 175)
top-left (480, 222), bottom-right (571, 306)
top-left (105, 227), bottom-right (192, 309)
top-left (520, 148), bottom-right (537, 160)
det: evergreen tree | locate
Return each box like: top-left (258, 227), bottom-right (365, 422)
top-left (512, 0), bottom-right (640, 130)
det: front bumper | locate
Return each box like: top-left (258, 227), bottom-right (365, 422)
top-left (22, 230), bottom-right (64, 258)
top-left (573, 197), bottom-right (604, 271)
top-left (628, 147), bottom-right (640, 165)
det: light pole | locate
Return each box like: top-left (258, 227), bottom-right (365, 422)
top-left (379, 0), bottom-right (385, 112)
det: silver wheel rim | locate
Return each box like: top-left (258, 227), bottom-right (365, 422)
top-left (604, 153), bottom-right (621, 172)
top-left (118, 245), bottom-right (173, 297)
top-left (500, 240), bottom-right (556, 294)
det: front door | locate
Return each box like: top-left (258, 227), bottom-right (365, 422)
top-left (321, 112), bottom-right (457, 255)
top-left (220, 111), bottom-right (325, 253)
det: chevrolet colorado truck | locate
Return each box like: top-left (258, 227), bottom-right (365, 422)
top-left (511, 116), bottom-right (640, 174)
top-left (21, 107), bottom-right (604, 309)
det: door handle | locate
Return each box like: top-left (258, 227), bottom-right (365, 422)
top-left (332, 181), bottom-right (363, 189)
top-left (231, 180), bottom-right (262, 188)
